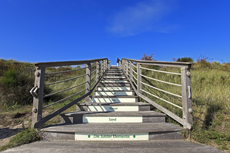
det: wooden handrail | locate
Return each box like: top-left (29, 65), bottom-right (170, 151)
top-left (122, 58), bottom-right (193, 68)
top-left (31, 58), bottom-right (109, 128)
top-left (119, 58), bottom-right (193, 129)
top-left (34, 58), bottom-right (108, 67)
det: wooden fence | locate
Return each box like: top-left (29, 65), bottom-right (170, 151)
top-left (117, 58), bottom-right (193, 129)
top-left (30, 58), bottom-right (110, 128)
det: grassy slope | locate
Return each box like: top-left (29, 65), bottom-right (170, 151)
top-left (139, 62), bottom-right (230, 151)
top-left (0, 59), bottom-right (229, 151)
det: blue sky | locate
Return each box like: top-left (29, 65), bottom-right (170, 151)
top-left (0, 0), bottom-right (230, 65)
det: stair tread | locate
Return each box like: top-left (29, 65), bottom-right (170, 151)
top-left (95, 90), bottom-right (133, 92)
top-left (42, 123), bottom-right (183, 133)
top-left (92, 95), bottom-right (138, 98)
top-left (61, 111), bottom-right (165, 117)
top-left (97, 84), bottom-right (130, 87)
top-left (79, 102), bottom-right (150, 106)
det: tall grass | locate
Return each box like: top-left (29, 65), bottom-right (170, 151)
top-left (0, 59), bottom-right (35, 110)
top-left (138, 61), bottom-right (230, 150)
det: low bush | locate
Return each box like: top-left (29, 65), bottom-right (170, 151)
top-left (0, 128), bottom-right (41, 151)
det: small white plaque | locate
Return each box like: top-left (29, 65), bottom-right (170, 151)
top-left (83, 116), bottom-right (142, 123)
top-left (75, 133), bottom-right (149, 141)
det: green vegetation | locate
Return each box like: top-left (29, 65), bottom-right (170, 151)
top-left (0, 59), bottom-right (35, 109)
top-left (1, 57), bottom-right (229, 151)
top-left (0, 128), bottom-right (41, 152)
top-left (0, 59), bottom-right (99, 151)
top-left (140, 55), bottom-right (230, 151)
top-left (176, 57), bottom-right (194, 62)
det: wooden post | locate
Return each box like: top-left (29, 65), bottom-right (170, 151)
top-left (130, 61), bottom-right (133, 81)
top-left (119, 60), bottom-right (121, 69)
top-left (181, 67), bottom-right (193, 128)
top-left (104, 59), bottom-right (106, 72)
top-left (126, 60), bottom-right (128, 76)
top-left (32, 66), bottom-right (45, 128)
top-left (108, 60), bottom-right (111, 70)
top-left (105, 59), bottom-right (108, 70)
top-left (85, 63), bottom-right (91, 102)
top-left (122, 60), bottom-right (125, 72)
top-left (101, 60), bottom-right (103, 76)
top-left (137, 63), bottom-right (142, 94)
top-left (96, 61), bottom-right (99, 82)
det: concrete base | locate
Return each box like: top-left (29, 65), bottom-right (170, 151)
top-left (2, 140), bottom-right (223, 153)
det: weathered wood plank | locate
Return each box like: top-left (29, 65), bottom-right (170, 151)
top-left (85, 63), bottom-right (91, 101)
top-left (181, 67), bottom-right (193, 127)
top-left (122, 58), bottom-right (192, 68)
top-left (137, 63), bottom-right (142, 94)
top-left (34, 58), bottom-right (108, 67)
top-left (32, 67), bottom-right (45, 128)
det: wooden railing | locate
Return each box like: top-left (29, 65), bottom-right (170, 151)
top-left (117, 58), bottom-right (193, 129)
top-left (30, 58), bottom-right (110, 128)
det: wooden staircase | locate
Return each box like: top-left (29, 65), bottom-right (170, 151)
top-left (42, 66), bottom-right (185, 141)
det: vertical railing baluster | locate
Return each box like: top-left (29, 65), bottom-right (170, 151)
top-left (137, 63), bottom-right (142, 94)
top-left (85, 63), bottom-right (91, 102)
top-left (181, 67), bottom-right (193, 128)
top-left (32, 66), bottom-right (45, 128)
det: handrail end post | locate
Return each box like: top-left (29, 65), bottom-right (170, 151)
top-left (181, 67), bottom-right (193, 127)
top-left (31, 66), bottom-right (45, 129)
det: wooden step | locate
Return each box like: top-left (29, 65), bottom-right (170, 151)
top-left (105, 74), bottom-right (124, 76)
top-left (97, 87), bottom-right (131, 91)
top-left (98, 83), bottom-right (130, 87)
top-left (60, 111), bottom-right (165, 124)
top-left (91, 96), bottom-right (138, 103)
top-left (78, 102), bottom-right (150, 112)
top-left (101, 80), bottom-right (128, 83)
top-left (41, 123), bottom-right (184, 141)
top-left (104, 76), bottom-right (126, 79)
top-left (94, 91), bottom-right (134, 96)
top-left (101, 78), bottom-right (128, 81)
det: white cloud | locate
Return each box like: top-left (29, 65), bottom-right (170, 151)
top-left (107, 0), bottom-right (177, 37)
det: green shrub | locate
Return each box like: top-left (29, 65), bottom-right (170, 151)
top-left (0, 59), bottom-right (35, 108)
top-left (0, 128), bottom-right (41, 152)
top-left (176, 57), bottom-right (194, 62)
top-left (0, 69), bottom-right (19, 87)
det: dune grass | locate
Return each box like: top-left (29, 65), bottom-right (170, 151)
top-left (136, 61), bottom-right (230, 151)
